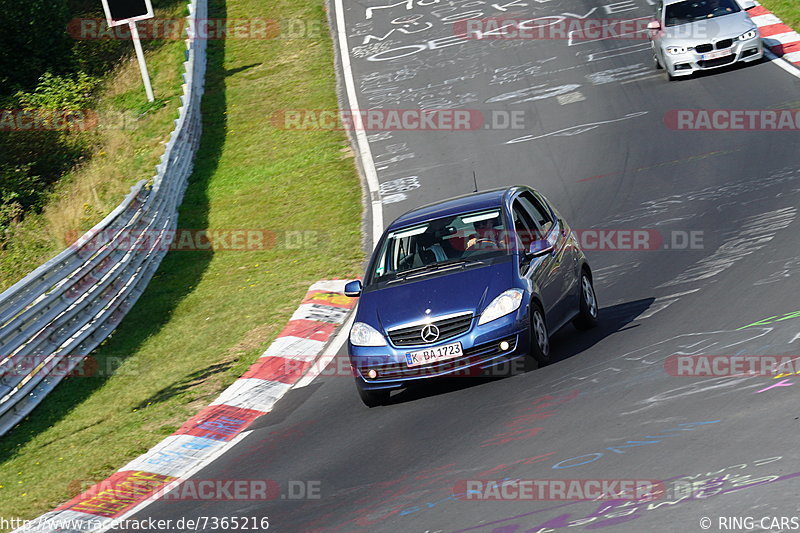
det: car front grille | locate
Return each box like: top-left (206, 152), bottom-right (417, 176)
top-left (698, 55), bottom-right (736, 68)
top-left (695, 40), bottom-right (734, 54)
top-left (359, 336), bottom-right (518, 381)
top-left (388, 312), bottom-right (473, 346)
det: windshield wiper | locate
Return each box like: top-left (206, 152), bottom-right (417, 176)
top-left (391, 259), bottom-right (484, 281)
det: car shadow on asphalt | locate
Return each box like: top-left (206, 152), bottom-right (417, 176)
top-left (670, 55), bottom-right (770, 82)
top-left (384, 297), bottom-right (656, 405)
top-left (547, 297), bottom-right (654, 364)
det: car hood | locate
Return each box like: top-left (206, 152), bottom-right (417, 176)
top-left (358, 260), bottom-right (516, 332)
top-left (662, 11), bottom-right (755, 42)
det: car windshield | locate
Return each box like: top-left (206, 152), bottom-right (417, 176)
top-left (368, 209), bottom-right (512, 284)
top-left (664, 0), bottom-right (741, 26)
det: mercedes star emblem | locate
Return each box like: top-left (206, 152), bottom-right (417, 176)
top-left (421, 324), bottom-right (440, 343)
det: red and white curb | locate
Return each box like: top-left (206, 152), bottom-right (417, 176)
top-left (15, 280), bottom-right (355, 532)
top-left (752, 2), bottom-right (800, 67)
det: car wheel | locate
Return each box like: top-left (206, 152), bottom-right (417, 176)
top-left (665, 68), bottom-right (676, 81)
top-left (654, 53), bottom-right (663, 70)
top-left (357, 385), bottom-right (390, 407)
top-left (573, 271), bottom-right (599, 330)
top-left (529, 303), bottom-right (551, 365)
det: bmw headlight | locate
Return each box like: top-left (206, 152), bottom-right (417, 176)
top-left (478, 289), bottom-right (524, 326)
top-left (350, 322), bottom-right (387, 347)
top-left (738, 29), bottom-right (757, 40)
top-left (666, 46), bottom-right (687, 55)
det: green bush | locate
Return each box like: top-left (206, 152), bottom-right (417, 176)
top-left (17, 72), bottom-right (101, 111)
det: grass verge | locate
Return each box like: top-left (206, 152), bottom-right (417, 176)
top-left (758, 0), bottom-right (800, 32)
top-left (0, 0), bottom-right (363, 522)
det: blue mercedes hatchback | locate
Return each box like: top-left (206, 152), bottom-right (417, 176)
top-left (344, 186), bottom-right (598, 406)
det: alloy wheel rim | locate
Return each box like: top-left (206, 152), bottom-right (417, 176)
top-left (582, 276), bottom-right (597, 317)
top-left (533, 311), bottom-right (549, 355)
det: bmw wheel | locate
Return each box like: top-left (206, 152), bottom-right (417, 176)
top-left (573, 271), bottom-right (599, 330)
top-left (529, 303), bottom-right (551, 365)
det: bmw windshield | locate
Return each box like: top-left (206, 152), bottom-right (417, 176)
top-left (368, 209), bottom-right (514, 285)
top-left (664, 0), bottom-right (741, 26)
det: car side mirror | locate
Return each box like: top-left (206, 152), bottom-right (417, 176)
top-left (344, 280), bottom-right (362, 297)
top-left (528, 239), bottom-right (555, 258)
top-left (646, 20), bottom-right (661, 30)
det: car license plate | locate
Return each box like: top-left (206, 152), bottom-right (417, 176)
top-left (701, 48), bottom-right (733, 60)
top-left (406, 342), bottom-right (463, 367)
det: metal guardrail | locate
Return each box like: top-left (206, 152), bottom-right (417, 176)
top-left (0, 0), bottom-right (208, 436)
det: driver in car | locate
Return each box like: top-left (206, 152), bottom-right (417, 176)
top-left (465, 217), bottom-right (503, 251)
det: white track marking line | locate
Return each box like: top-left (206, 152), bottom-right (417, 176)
top-left (334, 0), bottom-right (383, 247)
top-left (636, 288), bottom-right (701, 320)
top-left (764, 48), bottom-right (800, 79)
top-left (620, 73), bottom-right (662, 84)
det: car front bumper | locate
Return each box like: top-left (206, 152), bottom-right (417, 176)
top-left (663, 37), bottom-right (763, 76)
top-left (349, 310), bottom-right (530, 391)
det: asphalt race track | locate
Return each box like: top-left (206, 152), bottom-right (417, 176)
top-left (124, 0), bottom-right (800, 531)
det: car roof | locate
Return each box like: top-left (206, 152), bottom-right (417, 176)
top-left (387, 186), bottom-right (524, 230)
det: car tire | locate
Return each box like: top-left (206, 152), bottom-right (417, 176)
top-left (573, 271), bottom-right (599, 330)
top-left (654, 53), bottom-right (663, 70)
top-left (529, 303), bottom-right (551, 365)
top-left (357, 385), bottom-right (390, 407)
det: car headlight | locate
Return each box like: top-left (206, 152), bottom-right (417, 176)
top-left (350, 322), bottom-right (387, 347)
top-left (738, 29), bottom-right (757, 40)
top-left (478, 289), bottom-right (524, 326)
top-left (666, 46), bottom-right (687, 55)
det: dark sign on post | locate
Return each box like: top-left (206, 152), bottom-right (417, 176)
top-left (101, 0), bottom-right (154, 27)
top-left (100, 0), bottom-right (156, 101)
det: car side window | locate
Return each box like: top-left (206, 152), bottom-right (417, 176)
top-left (518, 192), bottom-right (553, 235)
top-left (512, 200), bottom-right (538, 250)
